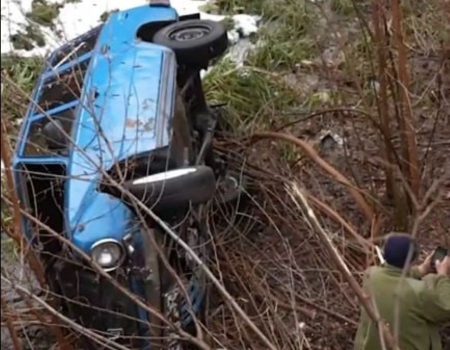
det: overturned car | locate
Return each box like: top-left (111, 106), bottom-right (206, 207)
top-left (12, 2), bottom-right (238, 348)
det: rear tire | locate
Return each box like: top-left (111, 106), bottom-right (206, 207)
top-left (153, 20), bottom-right (228, 67)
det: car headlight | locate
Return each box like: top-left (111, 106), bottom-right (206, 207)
top-left (91, 239), bottom-right (125, 271)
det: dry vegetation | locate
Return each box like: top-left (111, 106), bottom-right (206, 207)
top-left (1, 0), bottom-right (450, 349)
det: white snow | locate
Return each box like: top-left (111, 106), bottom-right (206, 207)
top-left (233, 14), bottom-right (260, 37)
top-left (1, 0), bottom-right (260, 64)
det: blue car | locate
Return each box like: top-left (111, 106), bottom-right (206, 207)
top-left (12, 1), bottom-right (235, 348)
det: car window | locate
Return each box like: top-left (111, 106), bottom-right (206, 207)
top-left (37, 60), bottom-right (89, 112)
top-left (24, 107), bottom-right (77, 157)
top-left (49, 26), bottom-right (102, 67)
top-left (18, 163), bottom-right (66, 245)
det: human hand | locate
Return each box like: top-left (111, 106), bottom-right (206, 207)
top-left (436, 256), bottom-right (450, 277)
top-left (417, 252), bottom-right (434, 277)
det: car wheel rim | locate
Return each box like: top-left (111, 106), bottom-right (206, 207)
top-left (169, 26), bottom-right (210, 42)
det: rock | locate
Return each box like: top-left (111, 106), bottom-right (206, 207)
top-left (320, 46), bottom-right (345, 68)
top-left (318, 130), bottom-right (344, 153)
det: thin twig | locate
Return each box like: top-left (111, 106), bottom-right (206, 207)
top-left (288, 182), bottom-right (399, 350)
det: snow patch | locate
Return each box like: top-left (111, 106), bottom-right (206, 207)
top-left (233, 14), bottom-right (260, 37)
top-left (1, 0), bottom-right (260, 66)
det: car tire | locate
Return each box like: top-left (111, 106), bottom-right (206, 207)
top-left (124, 166), bottom-right (216, 211)
top-left (153, 19), bottom-right (228, 67)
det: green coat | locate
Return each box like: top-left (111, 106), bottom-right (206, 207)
top-left (354, 265), bottom-right (450, 350)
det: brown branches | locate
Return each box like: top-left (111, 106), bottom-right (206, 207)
top-left (1, 295), bottom-right (23, 350)
top-left (306, 194), bottom-right (373, 250)
top-left (1, 117), bottom-right (72, 349)
top-left (372, 0), bottom-right (396, 201)
top-left (391, 0), bottom-right (421, 199)
top-left (288, 183), bottom-right (399, 350)
top-left (204, 156), bottom-right (368, 347)
top-left (372, 0), bottom-right (421, 224)
top-left (115, 186), bottom-right (279, 350)
top-left (2, 277), bottom-right (131, 350)
top-left (251, 131), bottom-right (375, 222)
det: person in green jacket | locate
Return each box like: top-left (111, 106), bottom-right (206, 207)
top-left (354, 233), bottom-right (450, 350)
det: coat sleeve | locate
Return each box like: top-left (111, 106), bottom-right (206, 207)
top-left (354, 267), bottom-right (374, 350)
top-left (419, 275), bottom-right (450, 324)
